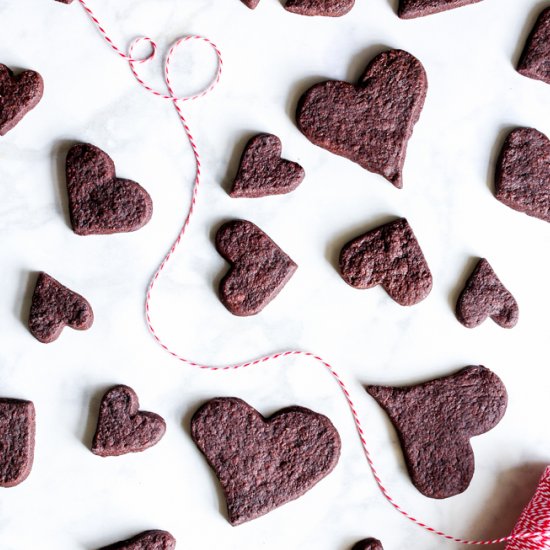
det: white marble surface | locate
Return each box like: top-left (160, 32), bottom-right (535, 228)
top-left (0, 0), bottom-right (549, 548)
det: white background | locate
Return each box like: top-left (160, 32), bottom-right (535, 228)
top-left (0, 0), bottom-right (549, 548)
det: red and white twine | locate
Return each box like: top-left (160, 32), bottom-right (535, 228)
top-left (73, 1), bottom-right (549, 547)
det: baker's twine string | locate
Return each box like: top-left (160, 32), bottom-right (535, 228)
top-left (74, 1), bottom-right (547, 546)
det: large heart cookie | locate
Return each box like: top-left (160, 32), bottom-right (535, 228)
top-left (65, 143), bottom-right (153, 235)
top-left (296, 49), bottom-right (427, 188)
top-left (339, 218), bottom-right (432, 306)
top-left (92, 385), bottom-right (166, 457)
top-left (230, 133), bottom-right (305, 198)
top-left (398, 0), bottom-right (483, 19)
top-left (517, 7), bottom-right (550, 85)
top-left (285, 0), bottom-right (355, 17)
top-left (100, 530), bottom-right (176, 550)
top-left (495, 127), bottom-right (550, 223)
top-left (0, 399), bottom-right (35, 487)
top-left (0, 64), bottom-right (44, 136)
top-left (352, 539), bottom-right (384, 550)
top-left (28, 272), bottom-right (94, 343)
top-left (456, 259), bottom-right (519, 329)
top-left (366, 366), bottom-right (507, 499)
top-left (215, 219), bottom-right (297, 315)
top-left (191, 397), bottom-right (341, 525)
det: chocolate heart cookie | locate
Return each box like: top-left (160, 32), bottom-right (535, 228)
top-left (65, 143), bottom-right (153, 235)
top-left (240, 0), bottom-right (259, 8)
top-left (0, 64), bottom-right (44, 136)
top-left (398, 0), bottom-right (483, 19)
top-left (352, 539), bottom-right (384, 550)
top-left (517, 7), bottom-right (550, 85)
top-left (296, 49), bottom-right (427, 188)
top-left (285, 0), bottom-right (355, 17)
top-left (191, 397), bottom-right (341, 525)
top-left (215, 219), bottom-right (297, 315)
top-left (366, 365), bottom-right (507, 499)
top-left (100, 530), bottom-right (176, 550)
top-left (92, 385), bottom-right (166, 457)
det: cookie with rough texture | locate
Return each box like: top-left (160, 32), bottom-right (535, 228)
top-left (230, 134), bottom-right (305, 198)
top-left (296, 49), bottom-right (427, 188)
top-left (29, 272), bottom-right (94, 343)
top-left (215, 219), bottom-right (297, 316)
top-left (55, 0), bottom-right (73, 3)
top-left (366, 366), bottom-right (507, 499)
top-left (100, 530), bottom-right (175, 550)
top-left (339, 218), bottom-right (432, 306)
top-left (398, 0), bottom-right (483, 19)
top-left (0, 64), bottom-right (43, 136)
top-left (517, 7), bottom-right (550, 85)
top-left (0, 399), bottom-right (35, 487)
top-left (65, 143), bottom-right (153, 235)
top-left (240, 0), bottom-right (259, 8)
top-left (495, 128), bottom-right (550, 223)
top-left (285, 0), bottom-right (355, 17)
top-left (352, 539), bottom-right (384, 550)
top-left (191, 397), bottom-right (341, 525)
top-left (456, 259), bottom-right (518, 329)
top-left (92, 386), bottom-right (166, 457)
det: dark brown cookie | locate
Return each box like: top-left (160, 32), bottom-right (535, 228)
top-left (0, 399), bottom-right (35, 487)
top-left (92, 386), bottom-right (166, 457)
top-left (230, 133), bottom-right (305, 198)
top-left (339, 218), bottom-right (432, 306)
top-left (517, 7), bottom-right (550, 85)
top-left (28, 272), bottom-right (94, 343)
top-left (191, 397), bottom-right (341, 525)
top-left (55, 0), bottom-right (73, 3)
top-left (398, 0), bottom-right (483, 19)
top-left (99, 530), bottom-right (176, 550)
top-left (65, 143), bottom-right (153, 235)
top-left (351, 539), bottom-right (384, 550)
top-left (366, 365), bottom-right (507, 499)
top-left (240, 0), bottom-right (259, 8)
top-left (456, 259), bottom-right (519, 329)
top-left (296, 49), bottom-right (427, 188)
top-left (0, 64), bottom-right (43, 136)
top-left (215, 219), bottom-right (297, 316)
top-left (285, 0), bottom-right (355, 17)
top-left (495, 127), bottom-right (550, 223)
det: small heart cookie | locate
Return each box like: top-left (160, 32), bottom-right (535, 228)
top-left (240, 0), bottom-right (259, 8)
top-left (28, 272), bottom-right (94, 343)
top-left (398, 0), bottom-right (483, 19)
top-left (517, 7), bottom-right (550, 85)
top-left (366, 366), bottom-right (507, 499)
top-left (0, 64), bottom-right (44, 136)
top-left (285, 0), bottom-right (355, 17)
top-left (339, 218), bottom-right (432, 306)
top-left (352, 539), bottom-right (384, 550)
top-left (456, 259), bottom-right (519, 329)
top-left (215, 219), bottom-right (297, 316)
top-left (230, 133), bottom-right (305, 198)
top-left (191, 397), bottom-right (341, 525)
top-left (92, 386), bottom-right (166, 457)
top-left (99, 530), bottom-right (176, 550)
top-left (65, 143), bottom-right (153, 235)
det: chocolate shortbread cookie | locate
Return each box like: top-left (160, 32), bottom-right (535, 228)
top-left (28, 272), bottom-right (94, 343)
top-left (191, 397), bottom-right (341, 525)
top-left (456, 259), bottom-right (519, 329)
top-left (297, 49), bottom-right (427, 188)
top-left (339, 218), bottom-right (432, 306)
top-left (240, 0), bottom-right (260, 8)
top-left (285, 0), bottom-right (355, 17)
top-left (518, 7), bottom-right (550, 85)
top-left (398, 0), bottom-right (483, 19)
top-left (366, 366), bottom-right (507, 499)
top-left (92, 386), bottom-right (166, 457)
top-left (0, 399), bottom-right (35, 487)
top-left (230, 134), bottom-right (305, 198)
top-left (215, 219), bottom-right (297, 315)
top-left (65, 143), bottom-right (153, 235)
top-left (100, 530), bottom-right (176, 550)
top-left (352, 539), bottom-right (384, 550)
top-left (0, 64), bottom-right (44, 136)
top-left (55, 0), bottom-right (73, 3)
top-left (495, 127), bottom-right (550, 223)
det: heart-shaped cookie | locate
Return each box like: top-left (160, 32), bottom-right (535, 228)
top-left (0, 64), bottom-right (44, 136)
top-left (215, 219), bottom-right (297, 316)
top-left (517, 7), bottom-right (550, 85)
top-left (456, 259), bottom-right (519, 329)
top-left (366, 365), bottom-right (507, 499)
top-left (285, 0), bottom-right (355, 17)
top-left (100, 530), bottom-right (176, 550)
top-left (230, 133), bottom-right (305, 198)
top-left (398, 0), bottom-right (483, 19)
top-left (28, 272), bottom-right (94, 343)
top-left (91, 385), bottom-right (166, 457)
top-left (495, 127), bottom-right (550, 223)
top-left (0, 399), bottom-right (35, 487)
top-left (296, 49), bottom-right (427, 188)
top-left (65, 143), bottom-right (153, 235)
top-left (339, 218), bottom-right (432, 306)
top-left (240, 0), bottom-right (259, 8)
top-left (191, 397), bottom-right (341, 525)
top-left (351, 539), bottom-right (384, 550)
